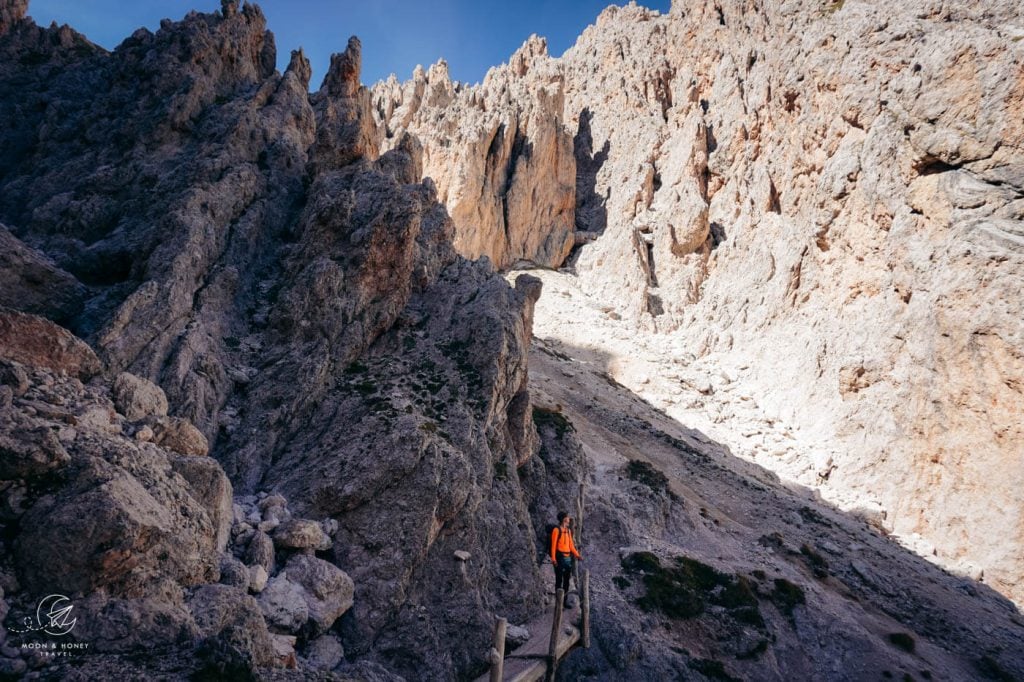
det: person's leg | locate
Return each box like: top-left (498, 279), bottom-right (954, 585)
top-left (556, 557), bottom-right (571, 592)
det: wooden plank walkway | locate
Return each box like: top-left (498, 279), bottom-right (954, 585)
top-left (474, 563), bottom-right (582, 682)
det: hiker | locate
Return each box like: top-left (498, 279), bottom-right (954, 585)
top-left (550, 511), bottom-right (582, 606)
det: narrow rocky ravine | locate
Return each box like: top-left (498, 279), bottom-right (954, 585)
top-left (0, 0), bottom-right (1021, 680)
top-left (379, 0), bottom-right (1024, 608)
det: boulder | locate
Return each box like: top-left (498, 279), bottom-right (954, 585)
top-left (219, 555), bottom-right (250, 590)
top-left (269, 633), bottom-right (298, 669)
top-left (249, 565), bottom-right (269, 593)
top-left (14, 444), bottom-right (223, 596)
top-left (112, 372), bottom-right (169, 421)
top-left (0, 309), bottom-right (101, 379)
top-left (72, 593), bottom-right (198, 654)
top-left (304, 633), bottom-right (344, 670)
top-left (255, 555), bottom-right (354, 637)
top-left (0, 359), bottom-right (28, 396)
top-left (190, 584), bottom-right (275, 672)
top-left (170, 454), bottom-right (233, 551)
top-left (245, 530), bottom-right (276, 574)
top-left (506, 624), bottom-right (531, 649)
top-left (282, 554), bottom-right (354, 637)
top-left (256, 574), bottom-right (308, 633)
top-left (0, 417), bottom-right (70, 480)
top-left (153, 417), bottom-right (209, 456)
top-left (272, 518), bottom-right (332, 551)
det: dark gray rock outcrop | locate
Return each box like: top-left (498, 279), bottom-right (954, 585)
top-left (0, 2), bottom-right (568, 679)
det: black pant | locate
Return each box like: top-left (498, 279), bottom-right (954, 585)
top-left (555, 554), bottom-right (573, 592)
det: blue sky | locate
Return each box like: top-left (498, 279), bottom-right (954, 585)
top-left (27, 1), bottom-right (671, 88)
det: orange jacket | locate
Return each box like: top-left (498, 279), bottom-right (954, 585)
top-left (550, 526), bottom-right (581, 562)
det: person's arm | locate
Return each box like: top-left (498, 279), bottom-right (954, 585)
top-left (570, 531), bottom-right (582, 559)
top-left (550, 528), bottom-right (558, 563)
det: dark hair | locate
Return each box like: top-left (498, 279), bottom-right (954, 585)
top-left (557, 511), bottom-right (568, 523)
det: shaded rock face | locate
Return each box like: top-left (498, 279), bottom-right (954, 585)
top-left (373, 36), bottom-right (576, 270)
top-left (0, 2), bottom-right (565, 679)
top-left (0, 353), bottom-right (231, 600)
top-left (383, 1), bottom-right (1024, 605)
top-left (0, 223), bottom-right (86, 323)
top-left (0, 308), bottom-right (101, 379)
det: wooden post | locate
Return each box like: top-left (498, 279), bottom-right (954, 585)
top-left (581, 569), bottom-right (591, 649)
top-left (576, 482), bottom-right (585, 540)
top-left (545, 588), bottom-right (564, 682)
top-left (574, 482), bottom-right (585, 588)
top-left (489, 616), bottom-right (507, 682)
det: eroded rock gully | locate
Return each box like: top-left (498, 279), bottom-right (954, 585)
top-left (0, 0), bottom-right (1022, 680)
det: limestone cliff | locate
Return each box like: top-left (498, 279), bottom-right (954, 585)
top-left (385, 0), bottom-right (1024, 607)
top-left (373, 36), bottom-right (576, 270)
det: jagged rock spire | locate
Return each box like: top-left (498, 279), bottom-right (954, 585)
top-left (0, 0), bottom-right (28, 35)
top-left (320, 35), bottom-right (362, 98)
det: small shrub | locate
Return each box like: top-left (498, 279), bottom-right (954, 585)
top-left (353, 380), bottom-right (377, 397)
top-left (975, 655), bottom-right (1014, 681)
top-left (493, 461), bottom-right (508, 480)
top-left (532, 406), bottom-right (575, 437)
top-left (758, 532), bottom-right (785, 549)
top-left (736, 639), bottom-right (769, 660)
top-left (688, 658), bottom-right (740, 682)
top-left (621, 552), bottom-right (764, 625)
top-left (612, 576), bottom-right (631, 589)
top-left (620, 551), bottom-right (661, 573)
top-left (800, 543), bottom-right (829, 578)
top-left (626, 460), bottom-right (671, 495)
top-left (345, 360), bottom-right (368, 374)
top-left (798, 506), bottom-right (830, 526)
top-left (887, 632), bottom-right (915, 653)
top-left (770, 578), bottom-right (805, 616)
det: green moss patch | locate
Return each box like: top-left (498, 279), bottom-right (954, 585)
top-left (887, 632), bottom-right (915, 653)
top-left (620, 552), bottom-right (762, 625)
top-left (626, 459), bottom-right (672, 495)
top-left (769, 578), bottom-right (805, 616)
top-left (532, 406), bottom-right (575, 437)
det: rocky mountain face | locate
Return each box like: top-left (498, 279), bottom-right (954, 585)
top-left (373, 36), bottom-right (576, 270)
top-left (375, 0), bottom-right (1024, 608)
top-left (1, 0), bottom-right (1022, 680)
top-left (520, 304), bottom-right (1024, 681)
top-left (0, 1), bottom-right (569, 679)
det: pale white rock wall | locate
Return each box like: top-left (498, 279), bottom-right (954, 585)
top-left (386, 0), bottom-right (1024, 604)
top-left (558, 0), bottom-right (1024, 604)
